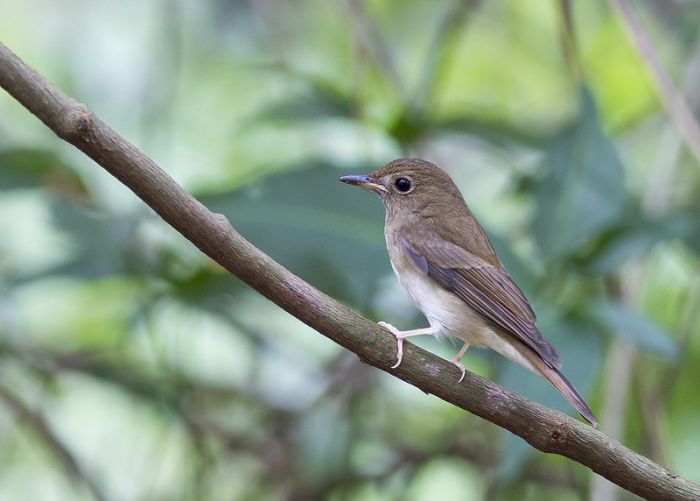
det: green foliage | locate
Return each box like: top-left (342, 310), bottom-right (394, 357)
top-left (579, 211), bottom-right (700, 275)
top-left (534, 88), bottom-right (627, 261)
top-left (1, 1), bottom-right (700, 500)
top-left (588, 300), bottom-right (679, 360)
top-left (252, 79), bottom-right (355, 123)
top-left (0, 148), bottom-right (77, 190)
top-left (46, 199), bottom-right (142, 279)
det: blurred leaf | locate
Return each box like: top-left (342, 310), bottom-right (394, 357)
top-left (46, 198), bottom-right (141, 279)
top-left (167, 266), bottom-right (245, 312)
top-left (211, 0), bottom-right (256, 34)
top-left (295, 400), bottom-right (351, 486)
top-left (407, 458), bottom-right (483, 501)
top-left (589, 300), bottom-right (679, 359)
top-left (435, 116), bottom-right (552, 149)
top-left (0, 148), bottom-right (83, 192)
top-left (497, 309), bottom-right (602, 479)
top-left (675, 210), bottom-right (700, 255)
top-left (198, 163), bottom-right (388, 306)
top-left (251, 80), bottom-right (354, 123)
top-left (580, 210), bottom-right (700, 274)
top-left (534, 87), bottom-right (627, 260)
top-left (387, 109), bottom-right (427, 145)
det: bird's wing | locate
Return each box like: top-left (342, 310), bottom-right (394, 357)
top-left (400, 232), bottom-right (562, 369)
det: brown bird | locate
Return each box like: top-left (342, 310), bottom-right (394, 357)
top-left (340, 158), bottom-right (597, 426)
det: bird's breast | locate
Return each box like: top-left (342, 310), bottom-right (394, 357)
top-left (386, 234), bottom-right (491, 343)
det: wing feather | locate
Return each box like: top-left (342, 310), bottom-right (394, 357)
top-left (403, 233), bottom-right (562, 368)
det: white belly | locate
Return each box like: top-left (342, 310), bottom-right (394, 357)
top-left (392, 260), bottom-right (489, 341)
top-left (389, 259), bottom-right (536, 372)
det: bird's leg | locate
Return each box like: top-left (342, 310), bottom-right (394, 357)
top-left (378, 322), bottom-right (436, 369)
top-left (450, 343), bottom-right (470, 383)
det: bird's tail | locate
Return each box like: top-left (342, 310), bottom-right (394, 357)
top-left (520, 348), bottom-right (598, 427)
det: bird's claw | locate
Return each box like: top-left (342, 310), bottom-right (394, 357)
top-left (378, 321), bottom-right (399, 335)
top-left (378, 321), bottom-right (404, 369)
top-left (451, 360), bottom-right (466, 383)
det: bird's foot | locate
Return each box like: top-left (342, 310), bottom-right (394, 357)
top-left (450, 358), bottom-right (466, 383)
top-left (450, 343), bottom-right (470, 383)
top-left (378, 321), bottom-right (404, 369)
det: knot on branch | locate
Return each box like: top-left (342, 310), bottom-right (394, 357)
top-left (60, 105), bottom-right (93, 143)
top-left (213, 213), bottom-right (233, 231)
top-left (546, 420), bottom-right (572, 450)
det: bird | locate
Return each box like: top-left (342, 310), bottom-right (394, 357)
top-left (340, 158), bottom-right (597, 426)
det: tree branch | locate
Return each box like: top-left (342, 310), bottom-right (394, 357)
top-left (611, 0), bottom-right (700, 167)
top-left (0, 385), bottom-right (107, 501)
top-left (0, 41), bottom-right (698, 501)
top-left (342, 0), bottom-right (405, 97)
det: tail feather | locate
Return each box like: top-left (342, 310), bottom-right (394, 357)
top-left (520, 347), bottom-right (598, 427)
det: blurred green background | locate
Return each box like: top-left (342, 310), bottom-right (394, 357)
top-left (1, 1), bottom-right (699, 500)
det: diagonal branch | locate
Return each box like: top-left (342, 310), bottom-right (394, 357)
top-left (611, 0), bottom-right (700, 167)
top-left (342, 0), bottom-right (404, 97)
top-left (0, 40), bottom-right (698, 501)
top-left (0, 385), bottom-right (107, 501)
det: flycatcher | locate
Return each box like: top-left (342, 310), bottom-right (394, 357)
top-left (340, 158), bottom-right (597, 426)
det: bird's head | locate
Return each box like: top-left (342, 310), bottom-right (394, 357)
top-left (340, 158), bottom-right (465, 218)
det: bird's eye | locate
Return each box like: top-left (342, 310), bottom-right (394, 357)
top-left (395, 178), bottom-right (412, 193)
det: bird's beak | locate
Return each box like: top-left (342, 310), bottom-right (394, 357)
top-left (339, 174), bottom-right (386, 193)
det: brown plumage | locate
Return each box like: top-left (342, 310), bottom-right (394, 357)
top-left (340, 158), bottom-right (597, 426)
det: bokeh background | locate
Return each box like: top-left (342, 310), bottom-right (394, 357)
top-left (1, 1), bottom-right (699, 500)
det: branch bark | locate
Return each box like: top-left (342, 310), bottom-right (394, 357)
top-left (611, 0), bottom-right (700, 168)
top-left (0, 41), bottom-right (698, 501)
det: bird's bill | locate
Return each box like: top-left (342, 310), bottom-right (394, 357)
top-left (339, 174), bottom-right (386, 193)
